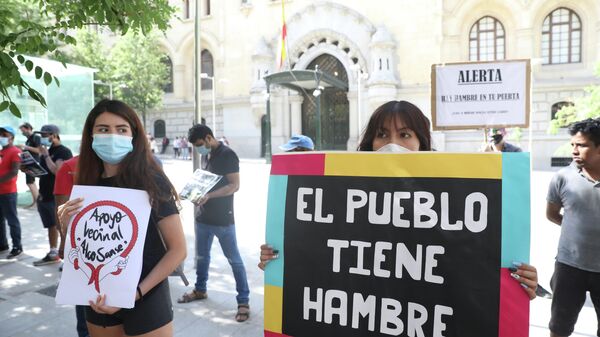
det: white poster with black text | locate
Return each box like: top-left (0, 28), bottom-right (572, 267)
top-left (432, 60), bottom-right (530, 130)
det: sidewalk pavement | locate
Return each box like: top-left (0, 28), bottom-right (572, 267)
top-left (0, 159), bottom-right (598, 337)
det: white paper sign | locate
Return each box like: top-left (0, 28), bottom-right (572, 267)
top-left (431, 60), bottom-right (530, 130)
top-left (55, 185), bottom-right (151, 309)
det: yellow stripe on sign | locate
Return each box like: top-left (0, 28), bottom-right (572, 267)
top-left (324, 152), bottom-right (502, 179)
top-left (264, 285), bottom-right (283, 333)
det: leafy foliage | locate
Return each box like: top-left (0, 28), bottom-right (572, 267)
top-left (64, 29), bottom-right (113, 101)
top-left (549, 63), bottom-right (600, 134)
top-left (66, 30), bottom-right (169, 127)
top-left (0, 0), bottom-right (175, 117)
top-left (110, 32), bottom-right (169, 127)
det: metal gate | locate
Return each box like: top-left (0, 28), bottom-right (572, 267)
top-left (301, 54), bottom-right (349, 150)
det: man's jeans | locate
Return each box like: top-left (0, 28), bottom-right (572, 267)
top-left (194, 222), bottom-right (250, 304)
top-left (0, 193), bottom-right (22, 250)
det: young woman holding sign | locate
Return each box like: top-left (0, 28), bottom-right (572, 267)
top-left (260, 100), bottom-right (539, 300)
top-left (58, 99), bottom-right (186, 337)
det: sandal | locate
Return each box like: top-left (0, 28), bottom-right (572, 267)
top-left (177, 289), bottom-right (207, 303)
top-left (235, 304), bottom-right (250, 322)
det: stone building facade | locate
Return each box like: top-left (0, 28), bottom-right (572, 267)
top-left (150, 0), bottom-right (600, 169)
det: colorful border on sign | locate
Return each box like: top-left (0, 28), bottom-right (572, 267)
top-left (264, 152), bottom-right (530, 337)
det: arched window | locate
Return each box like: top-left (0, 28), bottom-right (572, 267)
top-left (551, 101), bottom-right (575, 122)
top-left (542, 8), bottom-right (581, 64)
top-left (204, 0), bottom-right (211, 16)
top-left (154, 120), bottom-right (166, 138)
top-left (469, 16), bottom-right (505, 61)
top-left (183, 0), bottom-right (190, 19)
top-left (162, 56), bottom-right (173, 93)
top-left (201, 49), bottom-right (213, 90)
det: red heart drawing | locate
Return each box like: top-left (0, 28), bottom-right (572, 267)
top-left (69, 200), bottom-right (138, 293)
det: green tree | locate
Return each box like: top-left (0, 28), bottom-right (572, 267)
top-left (66, 29), bottom-right (114, 102)
top-left (549, 63), bottom-right (600, 134)
top-left (110, 32), bottom-right (169, 128)
top-left (0, 0), bottom-right (174, 117)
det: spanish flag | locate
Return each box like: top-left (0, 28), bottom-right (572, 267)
top-left (278, 1), bottom-right (287, 70)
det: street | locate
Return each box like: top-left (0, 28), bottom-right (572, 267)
top-left (0, 157), bottom-right (597, 337)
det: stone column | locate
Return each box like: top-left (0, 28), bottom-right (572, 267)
top-left (289, 92), bottom-right (304, 136)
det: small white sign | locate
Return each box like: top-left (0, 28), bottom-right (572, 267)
top-left (431, 60), bottom-right (530, 130)
top-left (56, 185), bottom-right (151, 309)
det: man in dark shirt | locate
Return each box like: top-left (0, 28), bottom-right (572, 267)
top-left (34, 124), bottom-right (72, 266)
top-left (178, 124), bottom-right (250, 322)
top-left (482, 128), bottom-right (523, 152)
top-left (17, 122), bottom-right (41, 206)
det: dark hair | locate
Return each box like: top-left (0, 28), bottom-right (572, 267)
top-left (76, 99), bottom-right (178, 208)
top-left (568, 118), bottom-right (600, 146)
top-left (357, 100), bottom-right (432, 151)
top-left (19, 122), bottom-right (33, 130)
top-left (188, 124), bottom-right (213, 143)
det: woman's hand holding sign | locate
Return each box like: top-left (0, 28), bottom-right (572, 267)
top-left (258, 244), bottom-right (279, 270)
top-left (57, 197), bottom-right (84, 235)
top-left (90, 294), bottom-right (121, 315)
top-left (511, 262), bottom-right (538, 300)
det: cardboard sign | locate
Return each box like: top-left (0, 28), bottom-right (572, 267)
top-left (56, 185), bottom-right (151, 309)
top-left (431, 60), bottom-right (530, 130)
top-left (264, 152), bottom-right (530, 337)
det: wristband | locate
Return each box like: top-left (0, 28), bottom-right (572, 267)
top-left (137, 286), bottom-right (143, 301)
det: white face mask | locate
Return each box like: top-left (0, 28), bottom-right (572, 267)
top-left (376, 143), bottom-right (412, 153)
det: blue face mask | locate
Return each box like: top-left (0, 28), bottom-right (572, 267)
top-left (92, 134), bottom-right (134, 164)
top-left (196, 144), bottom-right (211, 156)
top-left (0, 137), bottom-right (8, 146)
top-left (40, 137), bottom-right (51, 147)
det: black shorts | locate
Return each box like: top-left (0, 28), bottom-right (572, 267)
top-left (549, 261), bottom-right (600, 337)
top-left (25, 173), bottom-right (35, 184)
top-left (85, 279), bottom-right (173, 336)
top-left (36, 199), bottom-right (57, 228)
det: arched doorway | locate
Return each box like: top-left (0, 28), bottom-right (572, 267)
top-left (301, 54), bottom-right (349, 150)
top-left (154, 119), bottom-right (166, 138)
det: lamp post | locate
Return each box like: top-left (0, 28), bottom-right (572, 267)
top-left (200, 73), bottom-right (216, 132)
top-left (93, 80), bottom-right (113, 99)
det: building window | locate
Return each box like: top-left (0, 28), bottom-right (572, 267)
top-left (204, 0), bottom-right (211, 16)
top-left (542, 8), bottom-right (581, 64)
top-left (154, 120), bottom-right (166, 138)
top-left (551, 101), bottom-right (575, 121)
top-left (469, 16), bottom-right (505, 61)
top-left (201, 49), bottom-right (213, 90)
top-left (162, 56), bottom-right (173, 93)
top-left (183, 0), bottom-right (190, 19)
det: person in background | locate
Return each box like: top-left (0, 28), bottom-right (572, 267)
top-left (279, 135), bottom-right (314, 152)
top-left (54, 155), bottom-right (88, 337)
top-left (178, 124), bottom-right (250, 322)
top-left (17, 122), bottom-right (41, 207)
top-left (0, 126), bottom-right (23, 258)
top-left (150, 135), bottom-right (158, 154)
top-left (161, 137), bottom-right (169, 154)
top-left (173, 136), bottom-right (180, 159)
top-left (482, 128), bottom-right (522, 152)
top-left (546, 118), bottom-right (600, 337)
top-left (57, 99), bottom-right (186, 337)
top-left (260, 100), bottom-right (538, 300)
top-left (33, 124), bottom-right (72, 266)
top-left (180, 137), bottom-right (189, 160)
